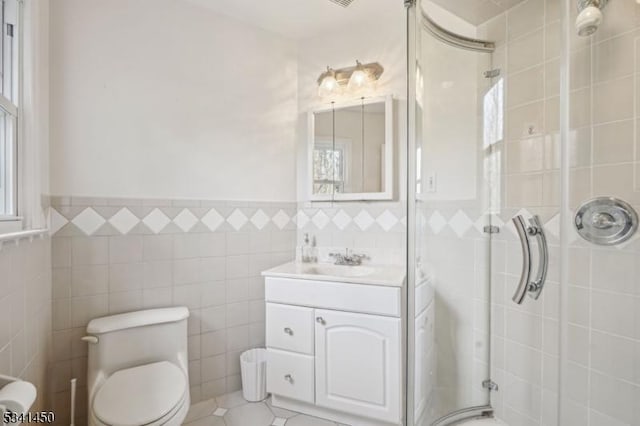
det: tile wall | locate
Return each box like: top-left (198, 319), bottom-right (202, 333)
top-left (478, 1), bottom-right (640, 425)
top-left (0, 234), bottom-right (52, 413)
top-left (562, 0), bottom-right (640, 424)
top-left (295, 201), bottom-right (406, 265)
top-left (48, 197), bottom-right (297, 425)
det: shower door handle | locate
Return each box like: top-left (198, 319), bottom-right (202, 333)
top-left (512, 215), bottom-right (532, 304)
top-left (527, 216), bottom-right (548, 300)
top-left (511, 215), bottom-right (548, 304)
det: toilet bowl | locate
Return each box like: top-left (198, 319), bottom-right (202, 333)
top-left (84, 307), bottom-right (191, 426)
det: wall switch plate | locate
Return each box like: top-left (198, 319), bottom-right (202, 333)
top-left (426, 172), bottom-right (437, 193)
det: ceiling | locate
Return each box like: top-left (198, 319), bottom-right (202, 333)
top-left (183, 0), bottom-right (403, 40)
top-left (429, 0), bottom-right (527, 25)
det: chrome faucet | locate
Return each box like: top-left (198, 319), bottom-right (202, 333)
top-left (329, 248), bottom-right (370, 266)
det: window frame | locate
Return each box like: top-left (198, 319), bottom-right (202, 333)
top-left (312, 137), bottom-right (352, 195)
top-left (0, 0), bottom-right (21, 231)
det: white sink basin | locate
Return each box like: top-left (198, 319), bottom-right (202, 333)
top-left (301, 264), bottom-right (375, 278)
top-left (262, 261), bottom-right (406, 287)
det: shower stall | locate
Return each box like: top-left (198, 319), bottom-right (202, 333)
top-left (405, 1), bottom-right (640, 425)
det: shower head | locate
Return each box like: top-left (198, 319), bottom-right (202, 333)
top-left (576, 0), bottom-right (608, 36)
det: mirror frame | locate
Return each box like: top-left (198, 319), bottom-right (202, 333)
top-left (307, 94), bottom-right (394, 202)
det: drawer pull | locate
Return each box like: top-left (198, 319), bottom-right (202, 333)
top-left (316, 317), bottom-right (326, 325)
top-left (284, 327), bottom-right (293, 335)
top-left (284, 374), bottom-right (294, 383)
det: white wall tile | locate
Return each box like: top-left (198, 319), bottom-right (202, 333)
top-left (109, 235), bottom-right (143, 264)
top-left (173, 259), bottom-right (200, 285)
top-left (202, 282), bottom-right (226, 308)
top-left (71, 237), bottom-right (108, 266)
top-left (71, 265), bottom-right (108, 297)
top-left (108, 263), bottom-right (143, 293)
top-left (199, 257), bottom-right (226, 282)
top-left (142, 261), bottom-right (173, 288)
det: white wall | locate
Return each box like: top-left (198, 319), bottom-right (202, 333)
top-left (49, 0), bottom-right (298, 202)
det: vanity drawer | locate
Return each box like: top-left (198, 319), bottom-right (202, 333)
top-left (265, 277), bottom-right (401, 317)
top-left (266, 303), bottom-right (314, 354)
top-left (267, 349), bottom-right (314, 403)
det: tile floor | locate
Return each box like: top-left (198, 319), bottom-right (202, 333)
top-left (183, 391), bottom-right (351, 426)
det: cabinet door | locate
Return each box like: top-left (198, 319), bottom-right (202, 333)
top-left (315, 309), bottom-right (401, 423)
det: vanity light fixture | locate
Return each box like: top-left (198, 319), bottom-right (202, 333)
top-left (318, 67), bottom-right (342, 98)
top-left (317, 60), bottom-right (384, 97)
top-left (347, 60), bottom-right (371, 92)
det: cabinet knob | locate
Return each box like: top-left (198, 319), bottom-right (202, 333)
top-left (316, 317), bottom-right (326, 325)
top-left (284, 374), bottom-right (294, 383)
top-left (284, 327), bottom-right (293, 335)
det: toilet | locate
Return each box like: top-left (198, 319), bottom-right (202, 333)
top-left (84, 307), bottom-right (191, 426)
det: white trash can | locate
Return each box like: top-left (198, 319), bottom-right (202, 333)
top-left (240, 348), bottom-right (268, 402)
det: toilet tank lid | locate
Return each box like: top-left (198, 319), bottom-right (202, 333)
top-left (87, 307), bottom-right (190, 334)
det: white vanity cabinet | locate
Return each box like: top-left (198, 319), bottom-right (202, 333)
top-left (263, 274), bottom-right (404, 426)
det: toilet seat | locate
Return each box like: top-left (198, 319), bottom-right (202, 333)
top-left (93, 361), bottom-right (187, 426)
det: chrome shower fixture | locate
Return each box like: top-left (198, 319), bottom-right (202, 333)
top-left (576, 0), bottom-right (609, 36)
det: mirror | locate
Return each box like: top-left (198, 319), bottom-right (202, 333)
top-left (308, 95), bottom-right (393, 201)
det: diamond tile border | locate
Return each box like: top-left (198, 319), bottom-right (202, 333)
top-left (251, 209), bottom-right (270, 230)
top-left (227, 209), bottom-right (249, 231)
top-left (174, 208), bottom-right (199, 232)
top-left (72, 207), bottom-right (106, 236)
top-left (142, 208), bottom-right (171, 234)
top-left (272, 210), bottom-right (290, 229)
top-left (109, 208), bottom-right (139, 234)
top-left (202, 208), bottom-right (225, 232)
top-left (48, 198), bottom-right (300, 237)
top-left (47, 196), bottom-right (567, 251)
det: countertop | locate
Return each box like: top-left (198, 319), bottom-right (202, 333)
top-left (262, 261), bottom-right (406, 287)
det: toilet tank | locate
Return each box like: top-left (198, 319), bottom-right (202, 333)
top-left (85, 307), bottom-right (190, 387)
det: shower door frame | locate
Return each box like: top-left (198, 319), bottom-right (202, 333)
top-left (405, 1), bottom-right (499, 424)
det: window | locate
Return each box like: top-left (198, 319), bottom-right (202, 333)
top-left (0, 0), bottom-right (19, 220)
top-left (313, 139), bottom-right (351, 194)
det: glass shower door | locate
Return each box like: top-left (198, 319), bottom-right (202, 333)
top-left (408, 1), bottom-right (640, 425)
top-left (407, 1), bottom-right (497, 424)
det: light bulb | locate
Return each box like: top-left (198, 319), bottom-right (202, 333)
top-left (347, 61), bottom-right (372, 92)
top-left (318, 68), bottom-right (341, 98)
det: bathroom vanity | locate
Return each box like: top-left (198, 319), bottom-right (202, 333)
top-left (262, 262), bottom-right (406, 426)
